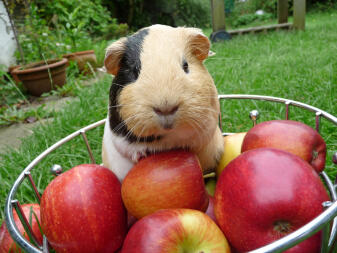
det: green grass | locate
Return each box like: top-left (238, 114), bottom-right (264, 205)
top-left (0, 10), bottom-right (336, 225)
top-left (0, 39), bottom-right (108, 127)
top-left (207, 10), bottom-right (337, 177)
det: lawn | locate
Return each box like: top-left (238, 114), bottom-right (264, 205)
top-left (0, 10), bottom-right (336, 225)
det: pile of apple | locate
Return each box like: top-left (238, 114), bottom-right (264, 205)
top-left (0, 120), bottom-right (331, 253)
top-left (214, 119), bottom-right (329, 252)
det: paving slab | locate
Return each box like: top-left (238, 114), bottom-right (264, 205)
top-left (0, 121), bottom-right (44, 153)
top-left (0, 72), bottom-right (105, 156)
top-left (0, 96), bottom-right (78, 155)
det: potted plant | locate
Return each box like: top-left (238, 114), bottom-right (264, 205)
top-left (60, 6), bottom-right (97, 75)
top-left (11, 58), bottom-right (68, 96)
top-left (4, 0), bottom-right (68, 96)
top-left (62, 50), bottom-right (96, 75)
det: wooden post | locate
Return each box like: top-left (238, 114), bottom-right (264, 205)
top-left (277, 0), bottom-right (288, 24)
top-left (293, 0), bottom-right (306, 30)
top-left (210, 0), bottom-right (226, 32)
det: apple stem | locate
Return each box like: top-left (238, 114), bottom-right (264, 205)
top-left (274, 220), bottom-right (292, 234)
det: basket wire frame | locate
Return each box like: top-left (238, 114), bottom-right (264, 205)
top-left (4, 94), bottom-right (337, 253)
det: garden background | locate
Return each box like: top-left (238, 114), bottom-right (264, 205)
top-left (0, 0), bottom-right (336, 225)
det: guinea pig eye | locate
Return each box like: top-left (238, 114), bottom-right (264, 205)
top-left (182, 60), bottom-right (189, 74)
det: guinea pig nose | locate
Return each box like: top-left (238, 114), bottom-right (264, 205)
top-left (153, 105), bottom-right (179, 116)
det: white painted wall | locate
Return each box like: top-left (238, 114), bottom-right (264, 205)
top-left (0, 1), bottom-right (17, 68)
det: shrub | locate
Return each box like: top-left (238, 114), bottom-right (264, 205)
top-left (111, 0), bottom-right (211, 29)
top-left (103, 19), bottom-right (129, 40)
top-left (174, 0), bottom-right (211, 27)
top-left (232, 12), bottom-right (274, 27)
top-left (35, 0), bottom-right (112, 36)
top-left (225, 0), bottom-right (288, 28)
top-left (10, 0), bottom-right (115, 64)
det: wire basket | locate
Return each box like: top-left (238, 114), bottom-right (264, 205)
top-left (4, 94), bottom-right (337, 253)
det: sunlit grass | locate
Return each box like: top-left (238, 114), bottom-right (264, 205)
top-left (0, 11), bottom-right (336, 224)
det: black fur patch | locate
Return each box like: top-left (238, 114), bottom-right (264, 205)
top-left (109, 28), bottom-right (159, 143)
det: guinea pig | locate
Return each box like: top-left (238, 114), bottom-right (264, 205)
top-left (102, 24), bottom-right (224, 181)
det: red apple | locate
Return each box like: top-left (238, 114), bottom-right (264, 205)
top-left (121, 208), bottom-right (231, 253)
top-left (127, 212), bottom-right (137, 229)
top-left (40, 164), bottom-right (127, 253)
top-left (121, 150), bottom-right (209, 219)
top-left (205, 195), bottom-right (218, 225)
top-left (241, 120), bottom-right (326, 172)
top-left (214, 148), bottom-right (330, 252)
top-left (0, 204), bottom-right (42, 253)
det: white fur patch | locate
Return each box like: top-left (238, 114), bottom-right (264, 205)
top-left (103, 118), bottom-right (148, 181)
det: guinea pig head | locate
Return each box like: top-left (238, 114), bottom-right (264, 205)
top-left (105, 25), bottom-right (220, 147)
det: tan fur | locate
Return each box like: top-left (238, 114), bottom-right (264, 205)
top-left (197, 127), bottom-right (224, 173)
top-left (103, 25), bottom-right (224, 176)
top-left (105, 37), bottom-right (127, 75)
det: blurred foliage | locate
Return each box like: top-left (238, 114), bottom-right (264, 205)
top-left (4, 0), bottom-right (336, 65)
top-left (227, 0), bottom-right (336, 18)
top-left (224, 0), bottom-right (278, 28)
top-left (0, 69), bottom-right (28, 109)
top-left (15, 2), bottom-right (71, 62)
top-left (5, 0), bottom-right (128, 64)
top-left (0, 69), bottom-right (48, 126)
top-left (33, 0), bottom-right (112, 37)
top-left (225, 0), bottom-right (336, 28)
top-left (109, 0), bottom-right (211, 29)
top-left (310, 0), bottom-right (337, 11)
top-left (307, 0), bottom-right (337, 10)
top-left (103, 19), bottom-right (129, 40)
top-left (232, 12), bottom-right (274, 27)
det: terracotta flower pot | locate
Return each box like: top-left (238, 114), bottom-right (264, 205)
top-left (63, 50), bottom-right (97, 75)
top-left (11, 58), bottom-right (68, 97)
top-left (8, 65), bottom-right (23, 85)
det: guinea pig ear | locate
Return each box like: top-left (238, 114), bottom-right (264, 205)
top-left (186, 29), bottom-right (211, 61)
top-left (104, 38), bottom-right (127, 75)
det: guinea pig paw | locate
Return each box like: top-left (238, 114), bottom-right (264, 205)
top-left (131, 150), bottom-right (148, 162)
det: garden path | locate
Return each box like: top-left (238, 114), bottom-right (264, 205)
top-left (0, 96), bottom-right (77, 154)
top-left (0, 72), bottom-right (106, 155)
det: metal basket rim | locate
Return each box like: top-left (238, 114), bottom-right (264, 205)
top-left (4, 94), bottom-right (337, 253)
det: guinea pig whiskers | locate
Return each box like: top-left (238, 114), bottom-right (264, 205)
top-left (135, 124), bottom-right (149, 144)
top-left (189, 110), bottom-right (211, 131)
top-left (112, 121), bottom-right (127, 133)
top-left (125, 120), bottom-right (148, 143)
top-left (135, 126), bottom-right (146, 144)
top-left (188, 116), bottom-right (206, 134)
top-left (195, 93), bottom-right (218, 98)
top-left (108, 102), bottom-right (147, 109)
top-left (108, 104), bottom-right (124, 109)
top-left (113, 114), bottom-right (141, 132)
top-left (120, 112), bottom-right (150, 136)
top-left (191, 105), bottom-right (219, 115)
top-left (112, 82), bottom-right (127, 89)
top-left (185, 117), bottom-right (205, 146)
top-left (192, 94), bottom-right (219, 101)
top-left (111, 114), bottom-right (140, 133)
